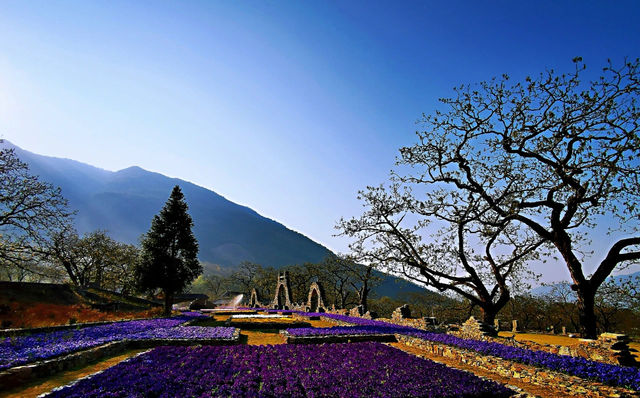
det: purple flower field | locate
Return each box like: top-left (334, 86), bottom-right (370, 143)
top-left (294, 312), bottom-right (640, 390)
top-left (46, 343), bottom-right (515, 398)
top-left (0, 313), bottom-right (234, 370)
top-left (131, 326), bottom-right (235, 340)
top-left (285, 325), bottom-right (394, 337)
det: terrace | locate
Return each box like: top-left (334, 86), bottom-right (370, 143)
top-left (1, 307), bottom-right (638, 397)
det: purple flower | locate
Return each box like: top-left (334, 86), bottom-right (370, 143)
top-left (290, 310), bottom-right (640, 390)
top-left (46, 343), bottom-right (514, 397)
top-left (0, 315), bottom-right (234, 370)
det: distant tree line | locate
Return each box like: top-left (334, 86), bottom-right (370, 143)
top-left (190, 255), bottom-right (381, 312)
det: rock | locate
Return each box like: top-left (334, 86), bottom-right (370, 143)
top-left (391, 304), bottom-right (411, 320)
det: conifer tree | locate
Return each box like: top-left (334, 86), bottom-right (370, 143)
top-left (135, 185), bottom-right (201, 315)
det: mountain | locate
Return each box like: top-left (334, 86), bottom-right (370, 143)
top-left (4, 141), bottom-right (425, 297)
top-left (530, 271), bottom-right (640, 297)
top-left (5, 141), bottom-right (332, 267)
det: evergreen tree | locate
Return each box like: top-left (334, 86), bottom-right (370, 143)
top-left (135, 185), bottom-right (201, 315)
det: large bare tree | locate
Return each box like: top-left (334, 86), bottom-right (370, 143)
top-left (380, 58), bottom-right (639, 338)
top-left (339, 183), bottom-right (541, 324)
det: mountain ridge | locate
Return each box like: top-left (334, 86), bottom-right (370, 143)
top-left (3, 140), bottom-right (332, 267)
top-left (3, 140), bottom-right (425, 297)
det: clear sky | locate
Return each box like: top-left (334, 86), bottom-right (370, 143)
top-left (1, 1), bottom-right (639, 283)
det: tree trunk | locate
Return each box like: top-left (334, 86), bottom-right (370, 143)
top-left (480, 306), bottom-right (497, 326)
top-left (576, 287), bottom-right (597, 339)
top-left (359, 283), bottom-right (369, 313)
top-left (163, 291), bottom-right (173, 316)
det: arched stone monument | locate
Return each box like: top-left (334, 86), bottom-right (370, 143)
top-left (271, 271), bottom-right (294, 310)
top-left (306, 281), bottom-right (327, 312)
top-left (249, 288), bottom-right (262, 308)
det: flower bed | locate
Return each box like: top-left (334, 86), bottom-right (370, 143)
top-left (45, 343), bottom-right (514, 397)
top-left (285, 325), bottom-right (394, 337)
top-left (282, 325), bottom-right (399, 344)
top-left (0, 314), bottom-right (232, 370)
top-left (130, 326), bottom-right (236, 340)
top-left (296, 311), bottom-right (640, 390)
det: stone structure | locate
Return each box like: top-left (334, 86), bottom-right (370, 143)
top-left (482, 332), bottom-right (638, 367)
top-left (396, 335), bottom-right (637, 398)
top-left (271, 272), bottom-right (294, 310)
top-left (305, 282), bottom-right (327, 313)
top-left (249, 288), bottom-right (262, 308)
top-left (511, 319), bottom-right (518, 333)
top-left (391, 304), bottom-right (411, 320)
top-left (455, 316), bottom-right (497, 340)
top-left (349, 305), bottom-right (366, 317)
top-left (594, 333), bottom-right (636, 366)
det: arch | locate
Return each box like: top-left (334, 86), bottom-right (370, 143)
top-left (306, 282), bottom-right (326, 313)
top-left (249, 288), bottom-right (262, 308)
top-left (271, 271), bottom-right (293, 309)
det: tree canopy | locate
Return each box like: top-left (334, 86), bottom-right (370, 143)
top-left (135, 185), bottom-right (201, 315)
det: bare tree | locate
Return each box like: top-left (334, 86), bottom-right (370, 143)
top-left (383, 58), bottom-right (640, 338)
top-left (324, 254), bottom-right (381, 313)
top-left (0, 142), bottom-right (72, 276)
top-left (46, 229), bottom-right (138, 290)
top-left (309, 255), bottom-right (358, 309)
top-left (339, 184), bottom-right (541, 324)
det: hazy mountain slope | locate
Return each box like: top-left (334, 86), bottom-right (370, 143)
top-left (6, 141), bottom-right (332, 267)
top-left (5, 141), bottom-right (425, 297)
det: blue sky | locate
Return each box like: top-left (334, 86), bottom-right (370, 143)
top-left (1, 1), bottom-right (639, 282)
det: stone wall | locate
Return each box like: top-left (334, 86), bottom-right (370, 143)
top-left (391, 304), bottom-right (411, 320)
top-left (0, 341), bottom-right (130, 390)
top-left (396, 335), bottom-right (638, 398)
top-left (0, 329), bottom-right (241, 391)
top-left (329, 311), bottom-right (637, 367)
top-left (451, 316), bottom-right (498, 339)
top-left (493, 333), bottom-right (638, 367)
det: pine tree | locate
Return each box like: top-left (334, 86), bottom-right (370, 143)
top-left (135, 185), bottom-right (201, 315)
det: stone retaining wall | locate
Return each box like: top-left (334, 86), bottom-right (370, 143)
top-left (492, 333), bottom-right (638, 367)
top-left (282, 333), bottom-right (396, 344)
top-left (0, 329), bottom-right (241, 391)
top-left (0, 341), bottom-right (130, 391)
top-left (331, 310), bottom-right (637, 367)
top-left (395, 335), bottom-right (638, 398)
